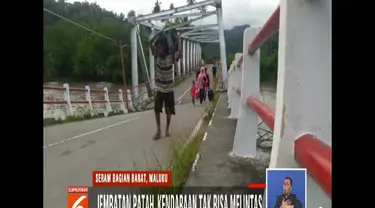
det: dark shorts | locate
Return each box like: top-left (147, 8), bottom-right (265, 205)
top-left (154, 91), bottom-right (175, 115)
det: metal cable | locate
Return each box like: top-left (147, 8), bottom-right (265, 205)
top-left (43, 8), bottom-right (119, 46)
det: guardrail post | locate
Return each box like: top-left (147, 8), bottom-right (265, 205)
top-left (232, 27), bottom-right (261, 157)
top-left (228, 53), bottom-right (242, 119)
top-left (85, 86), bottom-right (93, 112)
top-left (103, 87), bottom-right (112, 113)
top-left (126, 89), bottom-right (134, 111)
top-left (227, 64), bottom-right (234, 107)
top-left (268, 0), bottom-right (331, 206)
top-left (118, 89), bottom-right (127, 114)
top-left (63, 83), bottom-right (73, 116)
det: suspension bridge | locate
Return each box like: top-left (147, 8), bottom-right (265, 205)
top-left (43, 0), bottom-right (331, 207)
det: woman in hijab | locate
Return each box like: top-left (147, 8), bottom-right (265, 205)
top-left (196, 67), bottom-right (208, 104)
top-left (203, 67), bottom-right (210, 101)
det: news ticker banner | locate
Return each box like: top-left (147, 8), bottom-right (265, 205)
top-left (91, 171), bottom-right (265, 188)
top-left (69, 171), bottom-right (266, 208)
top-left (68, 187), bottom-right (265, 208)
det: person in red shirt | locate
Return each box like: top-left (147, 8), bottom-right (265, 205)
top-left (190, 80), bottom-right (197, 106)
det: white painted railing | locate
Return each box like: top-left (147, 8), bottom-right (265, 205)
top-left (43, 84), bottom-right (132, 119)
top-left (226, 0), bottom-right (331, 207)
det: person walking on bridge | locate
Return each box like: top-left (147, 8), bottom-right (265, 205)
top-left (212, 63), bottom-right (217, 77)
top-left (149, 30), bottom-right (181, 140)
top-left (190, 80), bottom-right (198, 107)
top-left (203, 67), bottom-right (210, 101)
top-left (197, 67), bottom-right (208, 104)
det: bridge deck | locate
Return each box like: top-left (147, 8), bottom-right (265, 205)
top-left (43, 72), bottom-right (211, 208)
top-left (185, 86), bottom-right (276, 187)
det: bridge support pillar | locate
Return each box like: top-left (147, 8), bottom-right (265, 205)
top-left (197, 43), bottom-right (200, 67)
top-left (227, 65), bottom-right (234, 107)
top-left (190, 41), bottom-right (193, 71)
top-left (182, 39), bottom-right (185, 75)
top-left (191, 41), bottom-right (196, 69)
top-left (191, 42), bottom-right (193, 70)
top-left (198, 44), bottom-right (201, 66)
top-left (130, 26), bottom-right (139, 104)
top-left (177, 59), bottom-right (181, 77)
top-left (199, 43), bottom-right (202, 65)
top-left (196, 43), bottom-right (198, 67)
top-left (192, 42), bottom-right (194, 70)
top-left (186, 41), bottom-right (190, 73)
top-left (182, 39), bottom-right (187, 75)
top-left (200, 45), bottom-right (203, 65)
top-left (228, 53), bottom-right (243, 119)
top-left (194, 42), bottom-right (197, 68)
top-left (232, 27), bottom-right (260, 158)
top-left (193, 42), bottom-right (196, 69)
top-left (194, 42), bottom-right (196, 69)
top-left (216, 4), bottom-right (228, 89)
top-left (269, 0), bottom-right (331, 206)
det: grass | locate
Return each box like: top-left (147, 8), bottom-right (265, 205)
top-left (203, 93), bottom-right (220, 122)
top-left (144, 69), bottom-right (223, 194)
top-left (140, 133), bottom-right (204, 195)
top-left (204, 70), bottom-right (222, 122)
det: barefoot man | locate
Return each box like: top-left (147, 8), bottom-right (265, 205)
top-left (149, 30), bottom-right (181, 140)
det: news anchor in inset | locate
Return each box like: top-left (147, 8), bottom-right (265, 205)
top-left (274, 176), bottom-right (302, 208)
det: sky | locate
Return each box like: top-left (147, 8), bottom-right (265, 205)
top-left (66, 0), bottom-right (279, 29)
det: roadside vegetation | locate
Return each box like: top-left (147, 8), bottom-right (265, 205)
top-left (145, 69), bottom-right (222, 194)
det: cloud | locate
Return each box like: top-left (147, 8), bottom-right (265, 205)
top-left (66, 0), bottom-right (279, 29)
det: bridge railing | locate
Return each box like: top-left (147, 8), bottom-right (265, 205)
top-left (43, 79), bottom-right (158, 119)
top-left (43, 69), bottom-right (195, 119)
top-left (227, 1), bottom-right (331, 206)
top-left (43, 84), bottom-right (131, 119)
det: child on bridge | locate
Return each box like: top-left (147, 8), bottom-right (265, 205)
top-left (190, 80), bottom-right (197, 107)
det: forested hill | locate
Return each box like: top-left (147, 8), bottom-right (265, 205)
top-left (43, 0), bottom-right (148, 84)
top-left (43, 0), bottom-right (278, 84)
top-left (202, 24), bottom-right (249, 58)
top-left (203, 24), bottom-right (279, 82)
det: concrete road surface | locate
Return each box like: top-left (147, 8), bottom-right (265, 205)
top-left (43, 69), bottom-right (214, 208)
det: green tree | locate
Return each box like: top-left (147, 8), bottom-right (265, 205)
top-left (186, 0), bottom-right (195, 5)
top-left (152, 0), bottom-right (161, 13)
top-left (43, 0), bottom-right (150, 84)
top-left (127, 10), bottom-right (136, 18)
